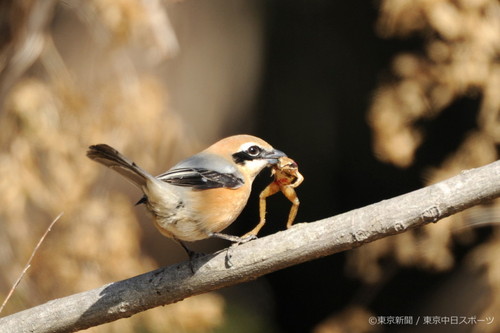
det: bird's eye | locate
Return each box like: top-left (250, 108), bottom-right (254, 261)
top-left (246, 145), bottom-right (262, 157)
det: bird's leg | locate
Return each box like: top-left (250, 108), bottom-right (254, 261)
top-left (208, 232), bottom-right (257, 243)
top-left (208, 232), bottom-right (258, 268)
top-left (175, 239), bottom-right (202, 273)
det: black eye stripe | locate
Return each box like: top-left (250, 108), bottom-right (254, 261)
top-left (232, 151), bottom-right (252, 165)
top-left (232, 149), bottom-right (263, 165)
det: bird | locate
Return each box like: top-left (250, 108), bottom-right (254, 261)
top-left (87, 134), bottom-right (286, 259)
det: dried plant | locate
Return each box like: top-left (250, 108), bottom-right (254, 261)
top-left (0, 1), bottom-right (226, 332)
top-left (351, 0), bottom-right (500, 330)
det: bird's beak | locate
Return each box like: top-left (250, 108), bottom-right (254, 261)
top-left (264, 149), bottom-right (286, 165)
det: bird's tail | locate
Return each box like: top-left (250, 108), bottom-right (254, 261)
top-left (87, 144), bottom-right (154, 188)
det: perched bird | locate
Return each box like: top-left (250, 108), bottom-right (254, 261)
top-left (87, 134), bottom-right (286, 258)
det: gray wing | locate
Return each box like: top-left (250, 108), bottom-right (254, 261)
top-left (157, 153), bottom-right (244, 189)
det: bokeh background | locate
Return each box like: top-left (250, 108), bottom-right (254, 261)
top-left (1, 0), bottom-right (499, 332)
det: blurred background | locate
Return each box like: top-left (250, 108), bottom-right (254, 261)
top-left (0, 0), bottom-right (499, 332)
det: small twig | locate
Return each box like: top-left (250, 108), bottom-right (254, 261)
top-left (0, 213), bottom-right (63, 314)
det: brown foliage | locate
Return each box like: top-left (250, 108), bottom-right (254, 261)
top-left (0, 1), bottom-right (228, 332)
top-left (349, 0), bottom-right (500, 331)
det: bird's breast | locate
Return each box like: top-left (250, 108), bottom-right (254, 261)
top-left (145, 180), bottom-right (251, 242)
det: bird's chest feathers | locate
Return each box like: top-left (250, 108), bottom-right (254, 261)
top-left (146, 183), bottom-right (250, 241)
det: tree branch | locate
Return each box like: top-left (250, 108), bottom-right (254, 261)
top-left (1, 161), bottom-right (500, 333)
